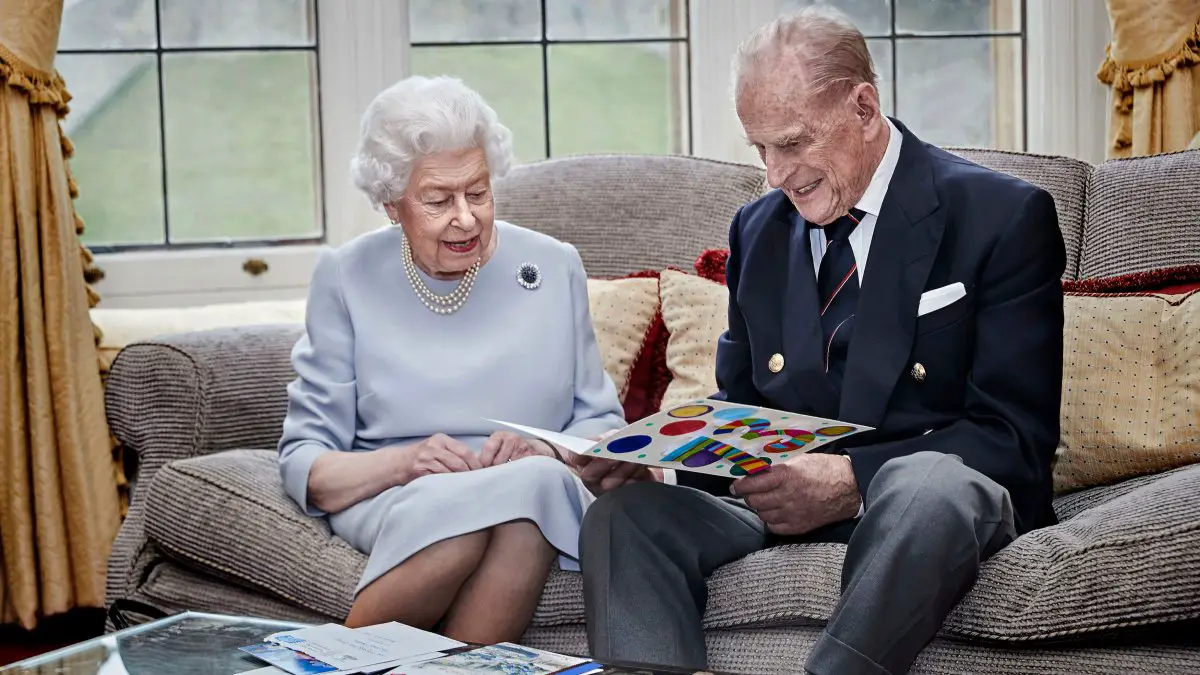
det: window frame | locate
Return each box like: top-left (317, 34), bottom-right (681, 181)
top-left (87, 0), bottom-right (1107, 308)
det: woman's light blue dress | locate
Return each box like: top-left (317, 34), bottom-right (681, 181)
top-left (277, 221), bottom-right (627, 593)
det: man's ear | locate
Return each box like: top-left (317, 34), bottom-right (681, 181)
top-left (850, 82), bottom-right (881, 123)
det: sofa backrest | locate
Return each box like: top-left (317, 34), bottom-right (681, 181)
top-left (493, 154), bottom-right (767, 277)
top-left (945, 148), bottom-right (1093, 280)
top-left (1078, 149), bottom-right (1200, 279)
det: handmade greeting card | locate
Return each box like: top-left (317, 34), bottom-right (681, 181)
top-left (489, 399), bottom-right (872, 478)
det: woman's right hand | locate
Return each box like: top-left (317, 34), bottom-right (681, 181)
top-left (392, 433), bottom-right (482, 484)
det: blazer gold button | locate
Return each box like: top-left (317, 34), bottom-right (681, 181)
top-left (911, 362), bottom-right (926, 382)
top-left (768, 353), bottom-right (785, 373)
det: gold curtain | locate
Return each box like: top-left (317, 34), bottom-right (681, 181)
top-left (0, 0), bottom-right (121, 629)
top-left (1098, 0), bottom-right (1200, 158)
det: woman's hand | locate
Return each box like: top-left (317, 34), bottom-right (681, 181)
top-left (480, 431), bottom-right (558, 467)
top-left (394, 433), bottom-right (482, 484)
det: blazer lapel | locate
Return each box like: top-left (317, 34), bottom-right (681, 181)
top-left (838, 122), bottom-right (944, 428)
top-left (777, 207), bottom-right (841, 418)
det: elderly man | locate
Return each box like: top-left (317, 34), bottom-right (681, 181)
top-left (573, 8), bottom-right (1065, 675)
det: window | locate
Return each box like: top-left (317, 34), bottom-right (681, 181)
top-left (57, 0), bottom-right (324, 254)
top-left (406, 0), bottom-right (692, 162)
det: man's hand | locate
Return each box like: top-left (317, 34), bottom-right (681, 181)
top-left (732, 453), bottom-right (862, 536)
top-left (568, 429), bottom-right (661, 495)
top-left (480, 431), bottom-right (557, 467)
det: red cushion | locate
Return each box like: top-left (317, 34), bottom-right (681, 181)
top-left (695, 248), bottom-right (730, 285)
top-left (1063, 264), bottom-right (1200, 295)
top-left (590, 270), bottom-right (672, 421)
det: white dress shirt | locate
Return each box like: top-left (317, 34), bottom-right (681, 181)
top-left (659, 118), bottom-right (903, 508)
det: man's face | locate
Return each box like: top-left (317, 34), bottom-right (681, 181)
top-left (736, 59), bottom-right (885, 226)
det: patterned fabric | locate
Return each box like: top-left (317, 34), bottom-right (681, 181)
top-left (814, 209), bottom-right (864, 386)
top-left (1055, 290), bottom-right (1200, 492)
top-left (945, 148), bottom-right (1091, 280)
top-left (1078, 149), bottom-right (1200, 278)
top-left (585, 276), bottom-right (660, 404)
top-left (493, 155), bottom-right (767, 278)
top-left (656, 270), bottom-right (728, 410)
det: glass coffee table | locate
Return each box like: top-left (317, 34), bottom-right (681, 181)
top-left (0, 611), bottom-right (725, 674)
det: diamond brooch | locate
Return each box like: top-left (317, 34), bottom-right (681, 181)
top-left (516, 262), bottom-right (541, 290)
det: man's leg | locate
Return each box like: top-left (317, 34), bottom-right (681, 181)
top-left (806, 451), bottom-right (1017, 675)
top-left (579, 482), bottom-right (768, 670)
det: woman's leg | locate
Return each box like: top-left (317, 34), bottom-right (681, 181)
top-left (345, 531), bottom-right (491, 629)
top-left (440, 520), bottom-right (557, 644)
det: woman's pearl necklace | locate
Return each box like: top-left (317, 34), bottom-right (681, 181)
top-left (401, 236), bottom-right (481, 315)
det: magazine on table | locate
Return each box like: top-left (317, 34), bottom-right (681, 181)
top-left (239, 622), bottom-right (464, 675)
top-left (489, 398), bottom-right (872, 479)
top-left (384, 643), bottom-right (598, 674)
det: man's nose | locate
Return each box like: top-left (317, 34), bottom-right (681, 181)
top-left (763, 149), bottom-right (794, 188)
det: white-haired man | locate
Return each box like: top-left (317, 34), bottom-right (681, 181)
top-left (573, 8), bottom-right (1065, 675)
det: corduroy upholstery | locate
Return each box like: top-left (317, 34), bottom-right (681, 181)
top-left (104, 151), bottom-right (1200, 673)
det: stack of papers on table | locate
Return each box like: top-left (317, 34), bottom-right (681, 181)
top-left (239, 622), bottom-right (465, 675)
top-left (386, 642), bottom-right (598, 674)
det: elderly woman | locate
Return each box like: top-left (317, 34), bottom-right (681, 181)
top-left (277, 75), bottom-right (626, 643)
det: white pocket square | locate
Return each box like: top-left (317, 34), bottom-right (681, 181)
top-left (918, 282), bottom-right (966, 316)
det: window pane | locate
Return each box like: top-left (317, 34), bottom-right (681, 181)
top-left (775, 0), bottom-right (892, 37)
top-left (162, 52), bottom-right (320, 243)
top-left (896, 0), bottom-right (1020, 33)
top-left (548, 43), bottom-right (686, 157)
top-left (57, 54), bottom-right (165, 247)
top-left (408, 0), bottom-right (541, 43)
top-left (159, 0), bottom-right (315, 48)
top-left (59, 0), bottom-right (157, 50)
top-left (866, 38), bottom-right (894, 116)
top-left (410, 46), bottom-right (547, 163)
top-left (896, 37), bottom-right (1023, 149)
top-left (546, 0), bottom-right (686, 41)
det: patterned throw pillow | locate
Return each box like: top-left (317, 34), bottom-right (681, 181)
top-left (657, 269), bottom-right (728, 411)
top-left (585, 275), bottom-right (661, 417)
top-left (1054, 289), bottom-right (1200, 492)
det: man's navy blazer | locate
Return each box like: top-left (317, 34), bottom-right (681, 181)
top-left (684, 119), bottom-right (1066, 536)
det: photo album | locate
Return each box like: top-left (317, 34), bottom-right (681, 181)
top-left (490, 399), bottom-right (872, 478)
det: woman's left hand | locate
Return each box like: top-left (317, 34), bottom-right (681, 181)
top-left (481, 431), bottom-right (557, 467)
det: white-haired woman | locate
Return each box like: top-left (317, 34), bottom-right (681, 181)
top-left (277, 75), bottom-right (626, 642)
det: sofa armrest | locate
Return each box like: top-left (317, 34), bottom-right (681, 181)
top-left (104, 324), bottom-right (303, 492)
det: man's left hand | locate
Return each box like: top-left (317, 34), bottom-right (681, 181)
top-left (732, 453), bottom-right (862, 536)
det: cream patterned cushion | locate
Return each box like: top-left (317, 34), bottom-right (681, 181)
top-left (657, 269), bottom-right (727, 410)
top-left (1055, 289), bottom-right (1200, 492)
top-left (585, 276), bottom-right (660, 401)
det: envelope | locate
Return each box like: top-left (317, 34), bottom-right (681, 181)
top-left (917, 282), bottom-right (966, 316)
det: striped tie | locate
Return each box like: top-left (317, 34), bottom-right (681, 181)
top-left (816, 208), bottom-right (865, 391)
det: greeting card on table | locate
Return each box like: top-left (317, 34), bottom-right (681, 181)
top-left (489, 399), bottom-right (872, 478)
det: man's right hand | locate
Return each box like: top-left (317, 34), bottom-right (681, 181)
top-left (571, 454), bottom-right (662, 495)
top-left (391, 433), bottom-right (482, 484)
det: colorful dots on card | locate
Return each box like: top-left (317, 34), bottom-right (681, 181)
top-left (660, 419), bottom-right (707, 436)
top-left (638, 454), bottom-right (647, 459)
top-left (712, 407), bottom-right (758, 420)
top-left (606, 434), bottom-right (652, 454)
top-left (817, 425), bottom-right (855, 436)
top-left (667, 404), bottom-right (713, 419)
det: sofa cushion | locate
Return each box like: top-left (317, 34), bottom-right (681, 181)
top-left (702, 464), bottom-right (1200, 641)
top-left (493, 155), bottom-right (766, 278)
top-left (945, 148), bottom-right (1091, 280)
top-left (1078, 149), bottom-right (1200, 279)
top-left (142, 449), bottom-right (583, 626)
top-left (657, 269), bottom-right (727, 410)
top-left (1055, 289), bottom-right (1200, 492)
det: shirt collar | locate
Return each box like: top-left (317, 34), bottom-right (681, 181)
top-left (853, 117), bottom-right (901, 217)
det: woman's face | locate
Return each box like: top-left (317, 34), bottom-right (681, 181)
top-left (387, 148), bottom-right (496, 280)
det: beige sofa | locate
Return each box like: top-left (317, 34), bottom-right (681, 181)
top-left (100, 149), bottom-right (1200, 674)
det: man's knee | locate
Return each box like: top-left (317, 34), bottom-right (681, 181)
top-left (580, 482), bottom-right (675, 553)
top-left (872, 451), bottom-right (1014, 536)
